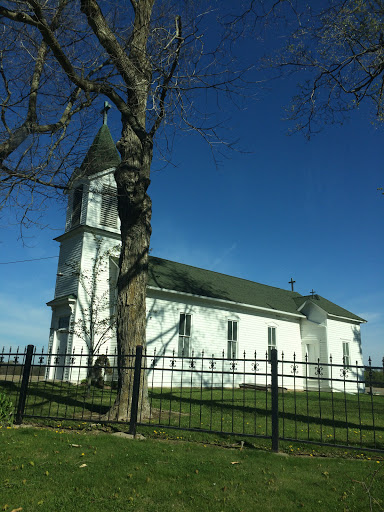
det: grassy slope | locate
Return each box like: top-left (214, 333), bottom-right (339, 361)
top-left (1, 427), bottom-right (383, 512)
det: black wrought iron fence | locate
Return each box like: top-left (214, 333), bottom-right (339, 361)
top-left (0, 344), bottom-right (383, 453)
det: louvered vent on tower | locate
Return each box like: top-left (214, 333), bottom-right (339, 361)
top-left (100, 185), bottom-right (118, 228)
top-left (71, 185), bottom-right (83, 227)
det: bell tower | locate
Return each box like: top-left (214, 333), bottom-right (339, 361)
top-left (46, 105), bottom-right (121, 378)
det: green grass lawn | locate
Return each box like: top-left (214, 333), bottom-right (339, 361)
top-left (1, 426), bottom-right (383, 512)
top-left (1, 378), bottom-right (383, 451)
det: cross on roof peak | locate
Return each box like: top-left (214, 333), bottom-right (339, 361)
top-left (288, 277), bottom-right (296, 291)
top-left (310, 289), bottom-right (316, 297)
top-left (101, 101), bottom-right (111, 125)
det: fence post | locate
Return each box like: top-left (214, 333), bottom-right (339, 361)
top-left (129, 345), bottom-right (143, 436)
top-left (270, 348), bottom-right (279, 452)
top-left (15, 344), bottom-right (34, 425)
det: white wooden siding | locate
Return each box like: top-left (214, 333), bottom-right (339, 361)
top-left (327, 318), bottom-right (364, 392)
top-left (69, 232), bottom-right (119, 356)
top-left (146, 291), bottom-right (302, 359)
top-left (327, 319), bottom-right (363, 365)
top-left (145, 291), bottom-right (303, 388)
top-left (54, 235), bottom-right (83, 297)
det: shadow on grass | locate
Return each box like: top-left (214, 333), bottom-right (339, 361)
top-left (1, 379), bottom-right (383, 449)
top-left (1, 380), bottom-right (113, 416)
top-left (147, 389), bottom-right (384, 435)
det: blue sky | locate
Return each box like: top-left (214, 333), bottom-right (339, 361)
top-left (0, 26), bottom-right (383, 364)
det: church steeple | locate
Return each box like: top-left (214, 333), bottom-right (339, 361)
top-left (65, 108), bottom-right (121, 233)
top-left (79, 123), bottom-right (120, 177)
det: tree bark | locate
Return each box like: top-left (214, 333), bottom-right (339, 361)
top-left (105, 121), bottom-right (153, 421)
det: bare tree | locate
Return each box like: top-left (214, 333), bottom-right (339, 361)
top-left (0, 1), bottom-right (102, 226)
top-left (234, 0), bottom-right (384, 137)
top-left (0, 1), bottom-right (249, 420)
top-left (228, 0), bottom-right (384, 193)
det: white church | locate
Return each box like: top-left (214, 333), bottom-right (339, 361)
top-left (47, 119), bottom-right (366, 392)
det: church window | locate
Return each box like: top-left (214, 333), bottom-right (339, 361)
top-left (227, 320), bottom-right (238, 359)
top-left (178, 313), bottom-right (191, 357)
top-left (268, 326), bottom-right (276, 360)
top-left (100, 186), bottom-right (118, 228)
top-left (71, 185), bottom-right (83, 227)
top-left (58, 316), bottom-right (70, 331)
top-left (342, 342), bottom-right (350, 367)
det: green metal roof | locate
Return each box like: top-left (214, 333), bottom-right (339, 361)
top-left (80, 124), bottom-right (121, 176)
top-left (147, 257), bottom-right (365, 322)
top-left (149, 257), bottom-right (302, 315)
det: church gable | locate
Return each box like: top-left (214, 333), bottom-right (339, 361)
top-left (294, 295), bottom-right (365, 323)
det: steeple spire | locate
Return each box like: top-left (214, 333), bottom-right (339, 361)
top-left (77, 123), bottom-right (120, 177)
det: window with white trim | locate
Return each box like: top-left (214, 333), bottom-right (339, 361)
top-left (342, 342), bottom-right (350, 367)
top-left (178, 313), bottom-right (191, 357)
top-left (58, 316), bottom-right (70, 330)
top-left (227, 320), bottom-right (238, 359)
top-left (100, 185), bottom-right (118, 228)
top-left (71, 186), bottom-right (83, 227)
top-left (268, 326), bottom-right (276, 360)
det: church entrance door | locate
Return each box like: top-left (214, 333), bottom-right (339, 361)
top-left (54, 330), bottom-right (68, 380)
top-left (305, 343), bottom-right (320, 389)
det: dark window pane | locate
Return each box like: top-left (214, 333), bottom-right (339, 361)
top-left (58, 316), bottom-right (70, 329)
top-left (178, 336), bottom-right (184, 356)
top-left (178, 336), bottom-right (190, 357)
top-left (228, 320), bottom-right (232, 341)
top-left (71, 186), bottom-right (83, 226)
top-left (185, 314), bottom-right (191, 336)
top-left (179, 313), bottom-right (185, 335)
top-left (183, 337), bottom-right (190, 357)
top-left (233, 321), bottom-right (238, 341)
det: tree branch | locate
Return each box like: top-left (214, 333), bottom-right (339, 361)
top-left (149, 15), bottom-right (183, 137)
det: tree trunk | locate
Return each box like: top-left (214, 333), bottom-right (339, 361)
top-left (85, 354), bottom-right (93, 397)
top-left (100, 0), bottom-right (154, 422)
top-left (105, 123), bottom-right (153, 422)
